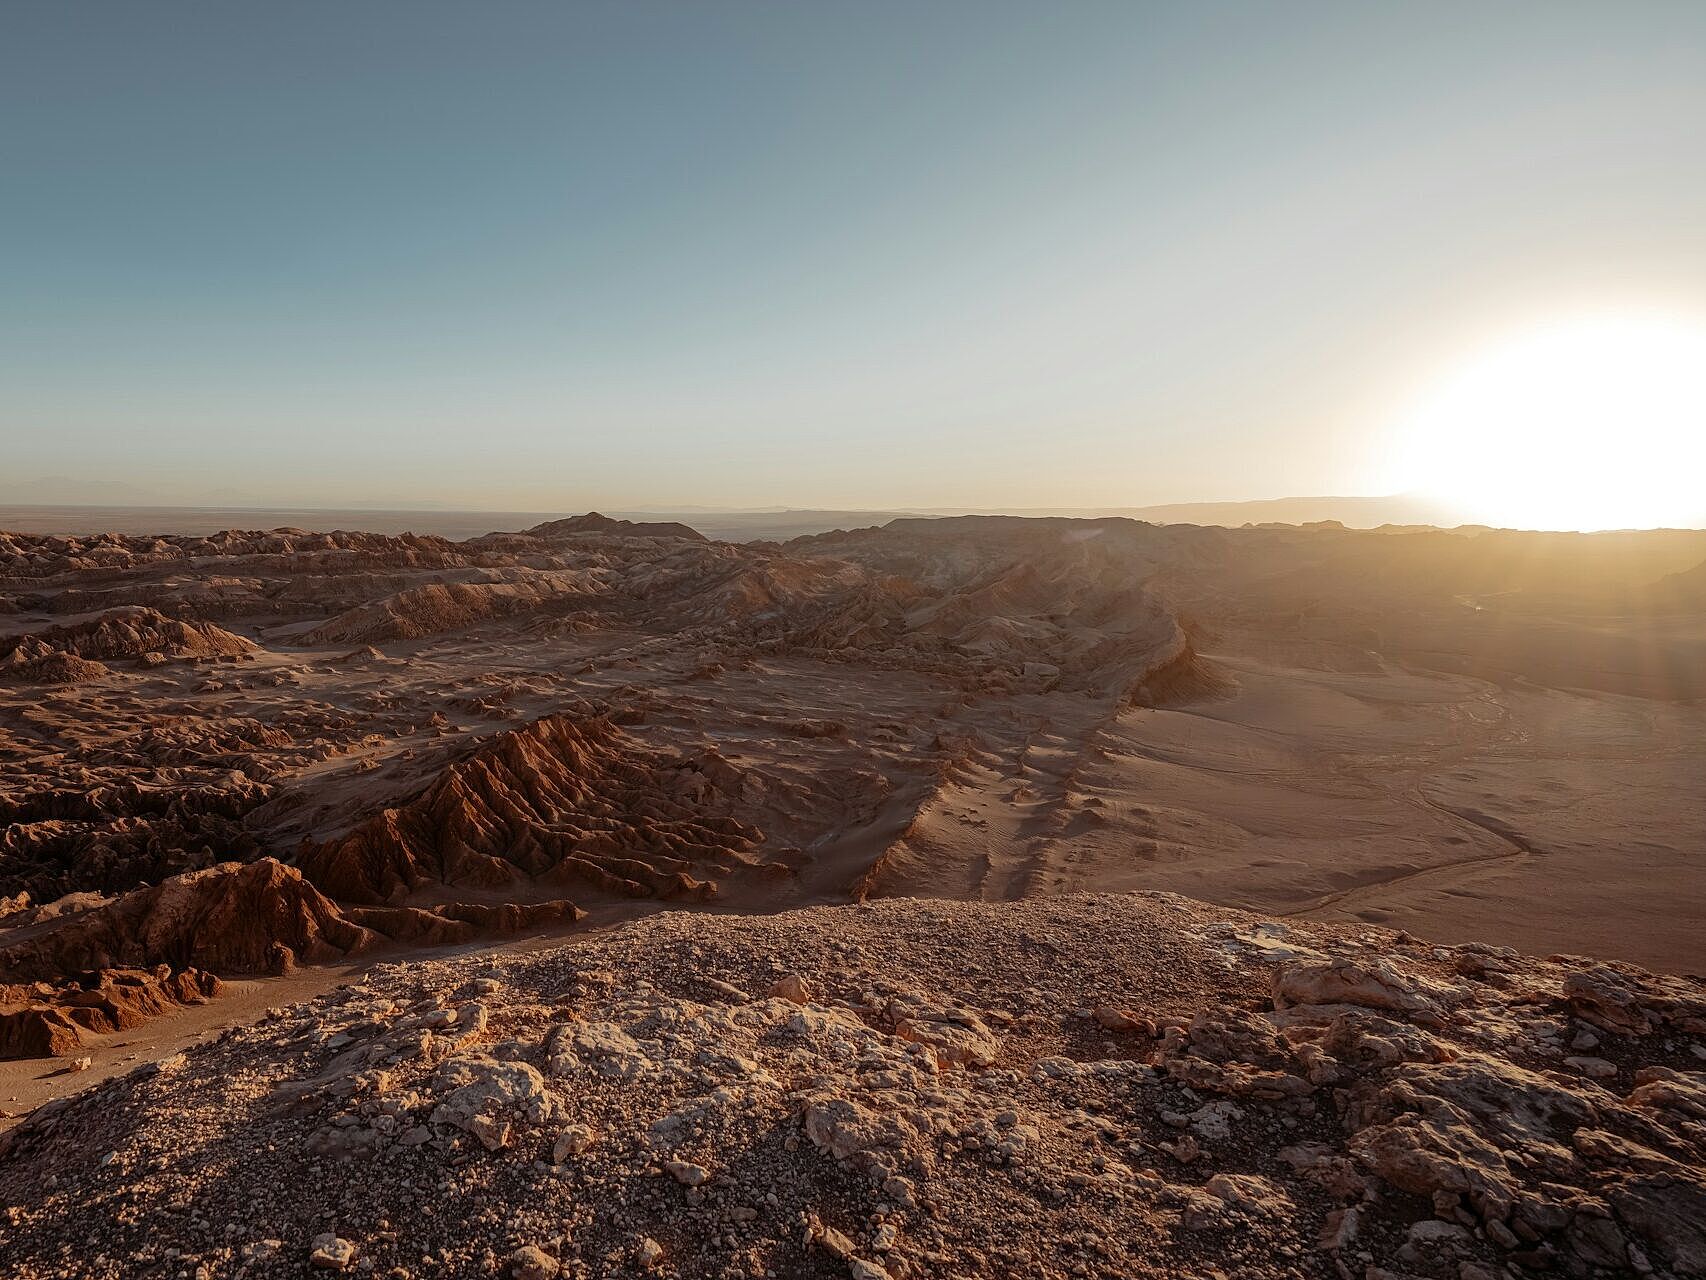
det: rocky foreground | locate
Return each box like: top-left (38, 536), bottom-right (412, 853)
top-left (2, 893), bottom-right (1703, 1280)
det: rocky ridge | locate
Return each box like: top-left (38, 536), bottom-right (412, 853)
top-left (0, 606), bottom-right (254, 684)
top-left (299, 714), bottom-right (781, 906)
top-left (0, 706), bottom-right (806, 1059)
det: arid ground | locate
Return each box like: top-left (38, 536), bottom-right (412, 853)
top-left (2, 512), bottom-right (1703, 1279)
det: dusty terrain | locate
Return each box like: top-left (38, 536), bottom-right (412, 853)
top-left (1, 511), bottom-right (1703, 1277)
top-left (4, 894), bottom-right (1706, 1280)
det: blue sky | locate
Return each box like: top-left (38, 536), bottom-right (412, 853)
top-left (5, 2), bottom-right (1704, 511)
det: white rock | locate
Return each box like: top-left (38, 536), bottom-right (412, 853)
top-left (547, 1021), bottom-right (652, 1080)
top-left (429, 1056), bottom-right (557, 1150)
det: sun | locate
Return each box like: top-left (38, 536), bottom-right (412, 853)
top-left (1389, 311), bottom-right (1706, 531)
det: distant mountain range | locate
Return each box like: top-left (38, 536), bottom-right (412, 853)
top-left (909, 494), bottom-right (1463, 528)
top-left (0, 495), bottom-right (1465, 542)
top-left (0, 483), bottom-right (1502, 541)
top-left (617, 497), bottom-right (1472, 541)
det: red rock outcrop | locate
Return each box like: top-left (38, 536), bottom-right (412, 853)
top-left (342, 899), bottom-right (583, 946)
top-left (0, 772), bottom-right (274, 900)
top-left (0, 859), bottom-right (375, 980)
top-left (0, 966), bottom-right (222, 1059)
top-left (0, 861), bottom-right (585, 1026)
top-left (299, 715), bottom-right (771, 906)
top-left (0, 606), bottom-right (254, 664)
top-left (0, 645), bottom-right (110, 684)
top-left (300, 571), bottom-right (602, 645)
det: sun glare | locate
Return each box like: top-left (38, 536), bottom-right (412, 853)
top-left (1392, 312), bottom-right (1706, 531)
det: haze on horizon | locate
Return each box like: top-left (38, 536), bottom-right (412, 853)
top-left (5, 2), bottom-right (1706, 530)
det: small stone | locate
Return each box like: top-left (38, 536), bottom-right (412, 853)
top-left (637, 1238), bottom-right (664, 1269)
top-left (1162, 1134), bottom-right (1201, 1164)
top-left (1090, 1006), bottom-right (1148, 1031)
top-left (467, 1112), bottom-right (513, 1151)
top-left (552, 1125), bottom-right (595, 1162)
top-left (1487, 1219), bottom-right (1520, 1249)
top-left (310, 1234), bottom-right (357, 1270)
top-left (1321, 1206), bottom-right (1360, 1251)
top-left (769, 974), bottom-right (812, 1003)
top-left (665, 1159), bottom-right (710, 1186)
top-left (509, 1245), bottom-right (559, 1280)
top-left (1563, 1055), bottom-right (1617, 1079)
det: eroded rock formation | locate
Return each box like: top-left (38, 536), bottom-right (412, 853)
top-left (0, 859), bottom-right (376, 980)
top-left (298, 714), bottom-right (774, 905)
top-left (0, 858), bottom-right (584, 991)
top-left (0, 967), bottom-right (222, 1058)
top-left (0, 607), bottom-right (253, 682)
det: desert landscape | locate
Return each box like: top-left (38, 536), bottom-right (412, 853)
top-left (9, 2), bottom-right (1706, 1276)
top-left (1, 511), bottom-right (1703, 1279)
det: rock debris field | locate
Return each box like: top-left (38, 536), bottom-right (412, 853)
top-left (3, 893), bottom-right (1704, 1280)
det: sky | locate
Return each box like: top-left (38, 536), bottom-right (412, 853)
top-left (5, 2), bottom-right (1706, 520)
